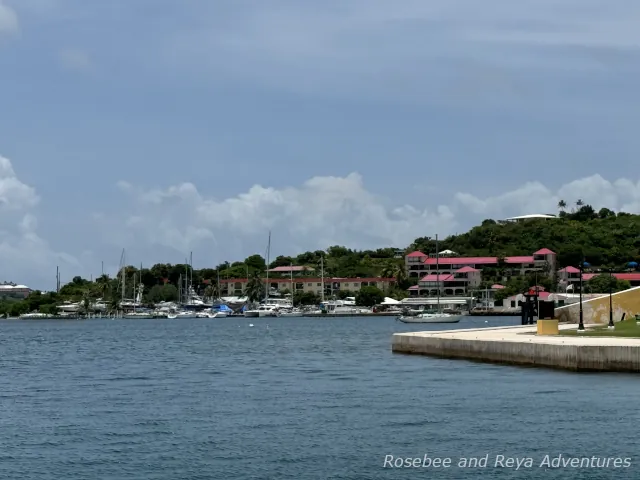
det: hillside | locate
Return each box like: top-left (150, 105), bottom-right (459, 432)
top-left (410, 207), bottom-right (640, 268)
top-left (2, 204), bottom-right (640, 316)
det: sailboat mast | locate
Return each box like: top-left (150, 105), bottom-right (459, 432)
top-left (321, 255), bottom-right (325, 303)
top-left (216, 269), bottom-right (221, 301)
top-left (121, 249), bottom-right (126, 303)
top-left (435, 234), bottom-right (440, 312)
top-left (264, 231), bottom-right (271, 303)
top-left (133, 272), bottom-right (136, 312)
top-left (290, 263), bottom-right (294, 307)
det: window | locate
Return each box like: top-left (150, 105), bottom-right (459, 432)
top-left (296, 283), bottom-right (304, 290)
top-left (317, 283), bottom-right (322, 287)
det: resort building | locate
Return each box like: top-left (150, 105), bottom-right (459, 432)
top-left (408, 266), bottom-right (482, 297)
top-left (557, 268), bottom-right (640, 291)
top-left (500, 214), bottom-right (558, 223)
top-left (219, 277), bottom-right (395, 297)
top-left (405, 248), bottom-right (557, 280)
top-left (267, 265), bottom-right (314, 275)
top-left (0, 283), bottom-right (31, 299)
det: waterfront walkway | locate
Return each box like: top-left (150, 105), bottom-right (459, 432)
top-left (392, 324), bottom-right (640, 371)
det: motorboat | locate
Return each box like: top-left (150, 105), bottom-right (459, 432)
top-left (167, 311), bottom-right (199, 319)
top-left (123, 311), bottom-right (155, 319)
top-left (397, 312), bottom-right (463, 324)
top-left (56, 301), bottom-right (80, 313)
top-left (19, 313), bottom-right (55, 319)
top-left (278, 308), bottom-right (305, 317)
top-left (244, 304), bottom-right (279, 317)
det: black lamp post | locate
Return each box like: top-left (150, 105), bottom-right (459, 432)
top-left (608, 266), bottom-right (614, 328)
top-left (578, 260), bottom-right (590, 331)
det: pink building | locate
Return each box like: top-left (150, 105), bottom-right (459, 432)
top-left (411, 266), bottom-right (482, 297)
top-left (406, 248), bottom-right (557, 280)
top-left (558, 268), bottom-right (640, 291)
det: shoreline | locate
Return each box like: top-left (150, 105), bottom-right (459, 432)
top-left (392, 324), bottom-right (640, 372)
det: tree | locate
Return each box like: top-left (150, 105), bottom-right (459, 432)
top-left (557, 200), bottom-right (567, 212)
top-left (355, 286), bottom-right (384, 307)
top-left (245, 271), bottom-right (265, 302)
top-left (598, 207), bottom-right (615, 219)
top-left (244, 254), bottom-right (266, 271)
top-left (587, 274), bottom-right (631, 293)
top-left (146, 284), bottom-right (179, 303)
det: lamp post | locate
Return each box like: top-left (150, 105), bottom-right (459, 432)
top-left (608, 266), bottom-right (614, 328)
top-left (578, 260), bottom-right (590, 331)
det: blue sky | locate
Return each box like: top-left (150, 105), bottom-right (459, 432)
top-left (1, 0), bottom-right (640, 289)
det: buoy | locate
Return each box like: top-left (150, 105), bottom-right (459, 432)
top-left (249, 323), bottom-right (254, 327)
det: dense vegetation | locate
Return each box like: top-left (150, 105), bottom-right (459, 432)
top-left (410, 203), bottom-right (640, 267)
top-left (2, 201), bottom-right (639, 315)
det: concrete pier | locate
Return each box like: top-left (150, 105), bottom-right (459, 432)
top-left (392, 325), bottom-right (640, 372)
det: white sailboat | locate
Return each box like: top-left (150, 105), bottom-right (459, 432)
top-left (398, 234), bottom-right (463, 324)
top-left (279, 263), bottom-right (304, 317)
top-left (244, 231), bottom-right (279, 318)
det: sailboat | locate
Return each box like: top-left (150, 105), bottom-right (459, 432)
top-left (244, 231), bottom-right (279, 318)
top-left (398, 234), bottom-right (463, 324)
top-left (279, 263), bottom-right (304, 317)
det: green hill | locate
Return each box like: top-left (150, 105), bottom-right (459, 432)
top-left (3, 204), bottom-right (640, 316)
top-left (410, 207), bottom-right (640, 268)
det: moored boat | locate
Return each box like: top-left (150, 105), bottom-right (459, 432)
top-left (397, 313), bottom-right (462, 324)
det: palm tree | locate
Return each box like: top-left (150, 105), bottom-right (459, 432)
top-left (557, 200), bottom-right (566, 212)
top-left (245, 271), bottom-right (265, 303)
top-left (81, 290), bottom-right (92, 316)
top-left (576, 199), bottom-right (584, 207)
top-left (380, 260), bottom-right (407, 287)
top-left (203, 283), bottom-right (219, 302)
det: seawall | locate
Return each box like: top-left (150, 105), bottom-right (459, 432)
top-left (392, 325), bottom-right (640, 372)
top-left (555, 286), bottom-right (640, 324)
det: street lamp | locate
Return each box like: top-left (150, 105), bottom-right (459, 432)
top-left (606, 266), bottom-right (614, 328)
top-left (578, 260), bottom-right (590, 331)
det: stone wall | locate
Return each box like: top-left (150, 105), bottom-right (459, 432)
top-left (555, 287), bottom-right (640, 324)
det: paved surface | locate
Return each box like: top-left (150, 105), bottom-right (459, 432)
top-left (396, 324), bottom-right (640, 347)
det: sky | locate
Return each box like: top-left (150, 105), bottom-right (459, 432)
top-left (1, 0), bottom-right (640, 289)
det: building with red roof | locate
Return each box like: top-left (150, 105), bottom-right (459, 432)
top-left (406, 247), bottom-right (556, 280)
top-left (413, 266), bottom-right (482, 297)
top-left (219, 276), bottom-right (395, 297)
top-left (558, 267), bottom-right (640, 291)
top-left (405, 247), bottom-right (557, 298)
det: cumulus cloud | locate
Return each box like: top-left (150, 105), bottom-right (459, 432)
top-left (0, 154), bottom-right (80, 289)
top-left (98, 172), bottom-right (640, 265)
top-left (0, 0), bottom-right (18, 36)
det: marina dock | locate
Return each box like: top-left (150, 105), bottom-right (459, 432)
top-left (392, 324), bottom-right (640, 372)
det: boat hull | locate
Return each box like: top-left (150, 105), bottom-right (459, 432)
top-left (397, 315), bottom-right (463, 324)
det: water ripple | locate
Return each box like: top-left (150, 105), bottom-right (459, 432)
top-left (2, 316), bottom-right (640, 479)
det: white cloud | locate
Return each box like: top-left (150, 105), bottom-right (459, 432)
top-left (0, 154), bottom-right (80, 289)
top-left (0, 0), bottom-right (18, 36)
top-left (163, 0), bottom-right (640, 104)
top-left (100, 172), bottom-right (640, 264)
top-left (58, 47), bottom-right (92, 72)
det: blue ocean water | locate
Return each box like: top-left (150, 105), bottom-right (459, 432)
top-left (1, 315), bottom-right (639, 479)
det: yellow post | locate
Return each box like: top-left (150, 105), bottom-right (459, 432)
top-left (537, 319), bottom-right (559, 335)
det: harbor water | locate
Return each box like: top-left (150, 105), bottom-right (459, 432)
top-left (2, 316), bottom-right (640, 479)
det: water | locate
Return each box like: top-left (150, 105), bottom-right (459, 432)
top-left (1, 315), bottom-right (639, 479)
